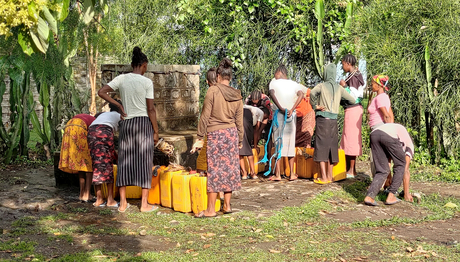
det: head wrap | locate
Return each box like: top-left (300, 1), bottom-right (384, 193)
top-left (372, 75), bottom-right (390, 91)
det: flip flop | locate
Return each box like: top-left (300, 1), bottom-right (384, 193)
top-left (241, 176), bottom-right (248, 180)
top-left (384, 198), bottom-right (401, 205)
top-left (93, 201), bottom-right (107, 207)
top-left (142, 205), bottom-right (159, 213)
top-left (289, 175), bottom-right (298, 181)
top-left (313, 178), bottom-right (331, 185)
top-left (118, 203), bottom-right (130, 213)
top-left (195, 211), bottom-right (217, 218)
top-left (80, 199), bottom-right (96, 204)
top-left (107, 202), bottom-right (120, 208)
top-left (223, 209), bottom-right (233, 214)
top-left (364, 199), bottom-right (379, 206)
top-left (346, 173), bottom-right (355, 179)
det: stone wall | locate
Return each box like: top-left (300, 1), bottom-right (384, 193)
top-left (101, 64), bottom-right (200, 132)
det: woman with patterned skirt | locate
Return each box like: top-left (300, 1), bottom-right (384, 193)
top-left (192, 58), bottom-right (244, 218)
top-left (59, 114), bottom-right (95, 202)
top-left (87, 101), bottom-right (123, 207)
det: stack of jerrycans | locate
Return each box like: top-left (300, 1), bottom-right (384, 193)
top-left (190, 173), bottom-right (221, 214)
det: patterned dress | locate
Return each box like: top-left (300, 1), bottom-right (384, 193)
top-left (206, 127), bottom-right (241, 192)
top-left (59, 118), bottom-right (93, 174)
top-left (88, 125), bottom-right (116, 184)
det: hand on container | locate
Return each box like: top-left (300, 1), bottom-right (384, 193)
top-left (153, 133), bottom-right (160, 145)
top-left (339, 79), bottom-right (347, 87)
top-left (190, 139), bottom-right (204, 153)
top-left (287, 109), bottom-right (293, 118)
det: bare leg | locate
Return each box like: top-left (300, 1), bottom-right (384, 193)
top-left (118, 186), bottom-right (128, 212)
top-left (319, 161), bottom-right (328, 182)
top-left (106, 183), bottom-right (117, 206)
top-left (223, 192), bottom-right (232, 212)
top-left (403, 156), bottom-right (413, 202)
top-left (201, 192), bottom-right (218, 217)
top-left (347, 155), bottom-right (357, 176)
top-left (288, 157), bottom-right (297, 180)
top-left (239, 156), bottom-right (248, 179)
top-left (271, 159), bottom-right (282, 180)
top-left (140, 188), bottom-right (155, 212)
top-left (327, 160), bottom-right (333, 182)
top-left (81, 172), bottom-right (93, 201)
top-left (248, 155), bottom-right (256, 177)
top-left (78, 172), bottom-right (85, 200)
top-left (94, 185), bottom-right (104, 206)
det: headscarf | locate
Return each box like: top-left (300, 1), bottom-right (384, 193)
top-left (372, 75), bottom-right (390, 91)
top-left (323, 63), bottom-right (340, 92)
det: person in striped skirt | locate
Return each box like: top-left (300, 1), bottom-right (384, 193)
top-left (98, 47), bottom-right (160, 213)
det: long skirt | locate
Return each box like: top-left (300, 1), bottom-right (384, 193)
top-left (340, 105), bottom-right (363, 156)
top-left (239, 108), bottom-right (254, 156)
top-left (59, 118), bottom-right (92, 174)
top-left (88, 125), bottom-right (116, 185)
top-left (295, 110), bottom-right (316, 148)
top-left (206, 127), bottom-right (241, 193)
top-left (272, 111), bottom-right (296, 157)
top-left (117, 117), bottom-right (154, 188)
top-left (313, 117), bottom-right (339, 163)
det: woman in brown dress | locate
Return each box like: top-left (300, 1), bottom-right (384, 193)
top-left (191, 58), bottom-right (244, 218)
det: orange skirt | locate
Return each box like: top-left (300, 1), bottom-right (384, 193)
top-left (59, 118), bottom-right (92, 173)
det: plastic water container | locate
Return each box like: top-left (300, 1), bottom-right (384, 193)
top-left (148, 165), bottom-right (167, 205)
top-left (296, 147), bottom-right (319, 179)
top-left (244, 145), bottom-right (266, 174)
top-left (313, 149), bottom-right (347, 181)
top-left (160, 169), bottom-right (183, 208)
top-left (172, 170), bottom-right (194, 213)
top-left (270, 148), bottom-right (295, 176)
top-left (190, 174), bottom-right (221, 214)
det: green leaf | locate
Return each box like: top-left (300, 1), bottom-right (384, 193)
top-left (30, 110), bottom-right (47, 143)
top-left (60, 0), bottom-right (70, 22)
top-left (314, 0), bottom-right (325, 20)
top-left (28, 2), bottom-right (39, 22)
top-left (248, 6), bottom-right (255, 14)
top-left (30, 30), bottom-right (47, 54)
top-left (43, 107), bottom-right (52, 143)
top-left (42, 6), bottom-right (58, 34)
top-left (37, 17), bottom-right (50, 42)
top-left (82, 0), bottom-right (95, 24)
top-left (18, 33), bottom-right (34, 56)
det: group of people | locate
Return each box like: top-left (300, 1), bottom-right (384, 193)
top-left (58, 48), bottom-right (414, 217)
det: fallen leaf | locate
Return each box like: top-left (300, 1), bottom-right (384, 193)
top-left (391, 236), bottom-right (395, 240)
top-left (269, 249), bottom-right (280, 253)
top-left (185, 249), bottom-right (194, 253)
top-left (444, 202), bottom-right (458, 208)
top-left (192, 253), bottom-right (199, 256)
top-left (265, 235), bottom-right (274, 238)
top-left (255, 229), bottom-right (263, 233)
top-left (176, 243), bottom-right (181, 247)
top-left (53, 233), bottom-right (61, 236)
top-left (339, 257), bottom-right (346, 262)
top-left (188, 241), bottom-right (194, 244)
top-left (406, 247), bottom-right (414, 253)
top-left (353, 258), bottom-right (362, 261)
top-left (203, 244), bottom-right (211, 249)
top-left (290, 247), bottom-right (296, 251)
top-left (206, 233), bottom-right (216, 237)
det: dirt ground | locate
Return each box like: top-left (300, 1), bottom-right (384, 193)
top-left (0, 160), bottom-right (459, 259)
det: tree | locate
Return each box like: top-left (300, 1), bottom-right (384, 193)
top-left (347, 0), bottom-right (460, 162)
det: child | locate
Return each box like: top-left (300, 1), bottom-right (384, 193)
top-left (87, 101), bottom-right (123, 207)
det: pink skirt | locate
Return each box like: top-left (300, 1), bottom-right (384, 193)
top-left (340, 105), bottom-right (363, 156)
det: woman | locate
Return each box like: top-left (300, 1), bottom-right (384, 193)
top-left (295, 87), bottom-right (315, 148)
top-left (245, 90), bottom-right (273, 158)
top-left (239, 105), bottom-right (265, 180)
top-left (98, 47), bottom-right (160, 213)
top-left (59, 113), bottom-right (95, 202)
top-left (191, 58), bottom-right (243, 218)
top-left (88, 101), bottom-right (123, 208)
top-left (310, 64), bottom-right (356, 184)
top-left (196, 68), bottom-right (217, 174)
top-left (368, 75), bottom-right (394, 129)
top-left (339, 54), bottom-right (365, 178)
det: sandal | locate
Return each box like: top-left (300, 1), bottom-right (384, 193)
top-left (313, 178), bottom-right (331, 185)
top-left (118, 203), bottom-right (130, 213)
top-left (241, 176), bottom-right (248, 180)
top-left (289, 174), bottom-right (298, 181)
top-left (195, 211), bottom-right (217, 218)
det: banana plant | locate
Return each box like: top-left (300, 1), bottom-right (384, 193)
top-left (313, 0), bottom-right (325, 78)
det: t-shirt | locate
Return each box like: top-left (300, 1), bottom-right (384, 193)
top-left (90, 111), bottom-right (122, 132)
top-left (73, 114), bottom-right (95, 128)
top-left (243, 105), bottom-right (264, 126)
top-left (269, 79), bottom-right (307, 111)
top-left (108, 73), bottom-right (154, 119)
top-left (373, 123), bottom-right (414, 159)
top-left (368, 93), bottom-right (391, 128)
top-left (345, 71), bottom-right (365, 103)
